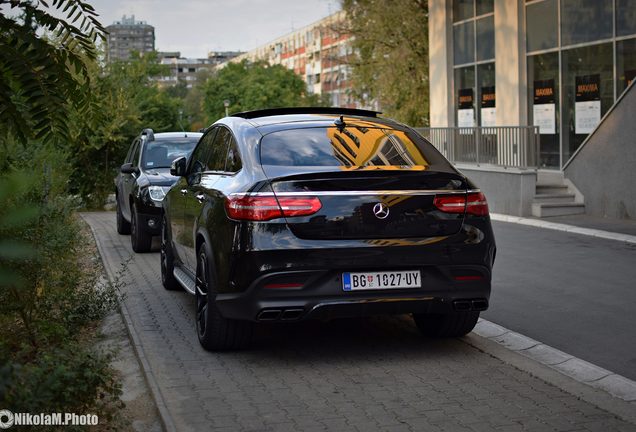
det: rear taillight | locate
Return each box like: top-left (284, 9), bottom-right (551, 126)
top-left (466, 192), bottom-right (489, 216)
top-left (434, 192), bottom-right (489, 216)
top-left (433, 195), bottom-right (466, 213)
top-left (225, 195), bottom-right (322, 221)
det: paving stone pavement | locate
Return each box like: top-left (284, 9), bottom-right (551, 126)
top-left (83, 212), bottom-right (636, 432)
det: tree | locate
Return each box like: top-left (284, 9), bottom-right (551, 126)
top-left (203, 60), bottom-right (325, 122)
top-left (341, 0), bottom-right (429, 126)
top-left (0, 0), bottom-right (105, 146)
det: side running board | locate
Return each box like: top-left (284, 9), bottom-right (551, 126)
top-left (173, 267), bottom-right (196, 295)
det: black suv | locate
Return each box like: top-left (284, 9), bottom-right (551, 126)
top-left (115, 129), bottom-right (202, 252)
top-left (161, 108), bottom-right (496, 351)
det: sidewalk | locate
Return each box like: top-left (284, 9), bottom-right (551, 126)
top-left (533, 214), bottom-right (636, 237)
top-left (83, 212), bottom-right (636, 432)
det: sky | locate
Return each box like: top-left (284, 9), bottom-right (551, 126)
top-left (88, 0), bottom-right (341, 58)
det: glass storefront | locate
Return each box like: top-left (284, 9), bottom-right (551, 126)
top-left (527, 52), bottom-right (560, 167)
top-left (453, 0), bottom-right (495, 128)
top-left (525, 0), bottom-right (636, 168)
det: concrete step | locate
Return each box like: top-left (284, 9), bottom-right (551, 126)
top-left (536, 185), bottom-right (570, 195)
top-left (533, 193), bottom-right (576, 204)
top-left (537, 170), bottom-right (564, 185)
top-left (532, 202), bottom-right (586, 217)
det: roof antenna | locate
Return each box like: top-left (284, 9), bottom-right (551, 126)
top-left (334, 115), bottom-right (346, 131)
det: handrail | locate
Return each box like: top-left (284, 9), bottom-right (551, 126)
top-left (415, 126), bottom-right (540, 169)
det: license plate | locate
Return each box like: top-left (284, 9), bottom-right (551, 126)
top-left (342, 270), bottom-right (421, 291)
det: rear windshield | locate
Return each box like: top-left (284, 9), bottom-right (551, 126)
top-left (260, 127), bottom-right (446, 169)
top-left (142, 138), bottom-right (198, 169)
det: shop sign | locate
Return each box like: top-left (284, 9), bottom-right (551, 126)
top-left (575, 74), bottom-right (601, 135)
top-left (533, 79), bottom-right (556, 135)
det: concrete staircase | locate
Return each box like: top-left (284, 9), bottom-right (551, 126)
top-left (532, 170), bottom-right (585, 217)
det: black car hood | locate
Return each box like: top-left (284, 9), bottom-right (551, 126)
top-left (142, 167), bottom-right (178, 186)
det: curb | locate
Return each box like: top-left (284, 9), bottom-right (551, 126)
top-left (81, 214), bottom-right (177, 432)
top-left (465, 319), bottom-right (636, 425)
top-left (490, 213), bottom-right (636, 245)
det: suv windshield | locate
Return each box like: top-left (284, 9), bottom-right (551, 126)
top-left (260, 126), bottom-right (446, 169)
top-left (141, 138), bottom-right (198, 169)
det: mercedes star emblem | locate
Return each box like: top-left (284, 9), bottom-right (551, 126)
top-left (373, 202), bottom-right (390, 219)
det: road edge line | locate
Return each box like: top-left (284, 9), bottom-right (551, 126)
top-left (490, 213), bottom-right (636, 244)
top-left (81, 213), bottom-right (177, 432)
top-left (463, 319), bottom-right (636, 425)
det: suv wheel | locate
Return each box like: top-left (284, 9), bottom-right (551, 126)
top-left (130, 204), bottom-right (152, 253)
top-left (116, 194), bottom-right (131, 235)
top-left (195, 245), bottom-right (253, 351)
top-left (413, 311), bottom-right (479, 338)
top-left (160, 216), bottom-right (181, 291)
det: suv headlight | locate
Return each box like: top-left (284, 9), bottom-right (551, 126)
top-left (148, 186), bottom-right (170, 202)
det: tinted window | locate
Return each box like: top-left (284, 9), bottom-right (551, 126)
top-left (131, 140), bottom-right (141, 167)
top-left (141, 138), bottom-right (199, 169)
top-left (206, 127), bottom-right (230, 171)
top-left (225, 136), bottom-right (242, 173)
top-left (125, 139), bottom-right (138, 164)
top-left (260, 127), bottom-right (446, 168)
top-left (189, 129), bottom-right (217, 177)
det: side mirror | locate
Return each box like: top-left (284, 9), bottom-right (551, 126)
top-left (170, 156), bottom-right (187, 177)
top-left (120, 163), bottom-right (139, 175)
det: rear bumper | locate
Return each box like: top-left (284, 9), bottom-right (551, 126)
top-left (215, 265), bottom-right (491, 322)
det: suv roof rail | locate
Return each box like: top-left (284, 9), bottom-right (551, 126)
top-left (141, 128), bottom-right (155, 141)
top-left (231, 107), bottom-right (382, 119)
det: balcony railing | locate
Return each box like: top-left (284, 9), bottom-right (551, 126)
top-left (414, 126), bottom-right (540, 169)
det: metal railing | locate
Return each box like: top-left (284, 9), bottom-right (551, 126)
top-left (414, 126), bottom-right (540, 169)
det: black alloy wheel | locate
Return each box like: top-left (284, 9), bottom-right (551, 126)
top-left (116, 194), bottom-right (131, 235)
top-left (130, 204), bottom-right (152, 253)
top-left (195, 245), bottom-right (253, 351)
top-left (160, 216), bottom-right (181, 290)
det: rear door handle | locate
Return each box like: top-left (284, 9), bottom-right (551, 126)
top-left (180, 189), bottom-right (187, 195)
top-left (195, 194), bottom-right (205, 203)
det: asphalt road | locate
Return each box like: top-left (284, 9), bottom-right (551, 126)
top-left (485, 221), bottom-right (636, 381)
top-left (82, 212), bottom-right (635, 432)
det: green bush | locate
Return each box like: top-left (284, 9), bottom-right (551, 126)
top-left (0, 141), bottom-right (123, 428)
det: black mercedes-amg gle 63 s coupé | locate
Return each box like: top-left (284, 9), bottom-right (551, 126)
top-left (161, 108), bottom-right (496, 351)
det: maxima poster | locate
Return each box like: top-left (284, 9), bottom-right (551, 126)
top-left (533, 79), bottom-right (556, 134)
top-left (457, 88), bottom-right (474, 128)
top-left (575, 74), bottom-right (601, 135)
top-left (480, 86), bottom-right (496, 127)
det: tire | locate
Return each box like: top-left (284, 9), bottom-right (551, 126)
top-left (413, 311), bottom-right (480, 338)
top-left (160, 216), bottom-right (181, 291)
top-left (116, 194), bottom-right (131, 235)
top-left (195, 245), bottom-right (253, 351)
top-left (130, 204), bottom-right (152, 253)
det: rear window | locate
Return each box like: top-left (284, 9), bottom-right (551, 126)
top-left (142, 138), bottom-right (199, 169)
top-left (260, 127), bottom-right (446, 168)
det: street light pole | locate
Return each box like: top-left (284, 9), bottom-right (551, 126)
top-left (223, 99), bottom-right (230, 117)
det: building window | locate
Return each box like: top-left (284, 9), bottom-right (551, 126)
top-left (560, 0), bottom-right (612, 46)
top-left (527, 52), bottom-right (560, 167)
top-left (616, 0), bottom-right (636, 37)
top-left (453, 21), bottom-right (474, 65)
top-left (616, 38), bottom-right (636, 94)
top-left (525, 0), bottom-right (634, 168)
top-left (453, 0), bottom-right (495, 127)
top-left (476, 16), bottom-right (494, 61)
top-left (561, 43), bottom-right (614, 161)
top-left (526, 0), bottom-right (558, 52)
